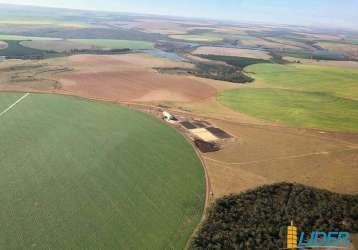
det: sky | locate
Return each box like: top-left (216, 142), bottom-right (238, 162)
top-left (0, 0), bottom-right (357, 30)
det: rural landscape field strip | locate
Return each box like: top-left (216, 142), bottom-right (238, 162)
top-left (68, 39), bottom-right (154, 49)
top-left (246, 63), bottom-right (358, 100)
top-left (203, 146), bottom-right (358, 166)
top-left (169, 34), bottom-right (223, 42)
top-left (218, 63), bottom-right (358, 133)
top-left (0, 34), bottom-right (154, 51)
top-left (0, 93), bottom-right (205, 250)
top-left (0, 34), bottom-right (59, 41)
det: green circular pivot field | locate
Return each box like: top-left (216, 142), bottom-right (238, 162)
top-left (0, 93), bottom-right (205, 250)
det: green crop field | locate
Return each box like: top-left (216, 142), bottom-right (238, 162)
top-left (246, 64), bottom-right (358, 100)
top-left (68, 39), bottom-right (154, 49)
top-left (0, 93), bottom-right (205, 249)
top-left (218, 63), bottom-right (358, 133)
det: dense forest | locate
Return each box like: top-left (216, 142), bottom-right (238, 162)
top-left (0, 41), bottom-right (132, 59)
top-left (190, 63), bottom-right (254, 83)
top-left (191, 183), bottom-right (358, 250)
top-left (198, 55), bottom-right (270, 68)
top-left (191, 55), bottom-right (270, 83)
top-left (157, 55), bottom-right (270, 84)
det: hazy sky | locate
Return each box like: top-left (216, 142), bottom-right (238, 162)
top-left (0, 0), bottom-right (357, 30)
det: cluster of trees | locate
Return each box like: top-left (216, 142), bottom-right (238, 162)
top-left (199, 55), bottom-right (269, 68)
top-left (191, 183), bottom-right (358, 250)
top-left (190, 63), bottom-right (254, 83)
top-left (0, 41), bottom-right (132, 60)
top-left (189, 55), bottom-right (271, 84)
top-left (69, 48), bottom-right (131, 55)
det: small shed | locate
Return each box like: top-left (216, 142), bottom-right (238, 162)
top-left (163, 111), bottom-right (177, 122)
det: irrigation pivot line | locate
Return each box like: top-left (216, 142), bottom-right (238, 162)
top-left (0, 93), bottom-right (30, 118)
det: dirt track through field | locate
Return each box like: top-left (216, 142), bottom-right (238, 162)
top-left (203, 147), bottom-right (358, 166)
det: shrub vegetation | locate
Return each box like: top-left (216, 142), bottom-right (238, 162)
top-left (192, 183), bottom-right (358, 250)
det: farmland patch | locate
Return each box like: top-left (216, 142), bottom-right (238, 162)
top-left (0, 92), bottom-right (205, 250)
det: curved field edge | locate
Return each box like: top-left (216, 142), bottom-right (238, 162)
top-left (0, 92), bottom-right (205, 250)
top-left (218, 88), bottom-right (358, 133)
top-left (245, 63), bottom-right (358, 101)
top-left (217, 63), bottom-right (358, 133)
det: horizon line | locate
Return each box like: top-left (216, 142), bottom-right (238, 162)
top-left (0, 2), bottom-right (358, 33)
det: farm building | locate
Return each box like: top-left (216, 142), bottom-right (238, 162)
top-left (162, 111), bottom-right (178, 122)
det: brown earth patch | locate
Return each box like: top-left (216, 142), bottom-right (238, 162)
top-left (240, 37), bottom-right (301, 50)
top-left (192, 46), bottom-right (272, 60)
top-left (56, 54), bottom-right (213, 103)
top-left (200, 119), bottom-right (358, 197)
top-left (60, 70), bottom-right (216, 103)
top-left (317, 42), bottom-right (358, 59)
top-left (67, 54), bottom-right (194, 71)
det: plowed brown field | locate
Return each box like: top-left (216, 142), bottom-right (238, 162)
top-left (61, 70), bottom-right (216, 102)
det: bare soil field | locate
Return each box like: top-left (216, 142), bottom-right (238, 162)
top-left (0, 54), bottom-right (215, 103)
top-left (265, 37), bottom-right (313, 50)
top-left (117, 19), bottom-right (188, 34)
top-left (317, 42), bottom-right (358, 59)
top-left (294, 32), bottom-right (346, 41)
top-left (284, 56), bottom-right (358, 69)
top-left (240, 37), bottom-right (301, 50)
top-left (61, 70), bottom-right (216, 102)
top-left (201, 119), bottom-right (358, 197)
top-left (67, 54), bottom-right (194, 71)
top-left (192, 46), bottom-right (272, 60)
top-left (0, 41), bottom-right (7, 49)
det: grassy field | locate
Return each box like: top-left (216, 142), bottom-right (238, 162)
top-left (218, 63), bottom-right (358, 132)
top-left (169, 34), bottom-right (223, 42)
top-left (69, 39), bottom-right (154, 49)
top-left (246, 64), bottom-right (358, 100)
top-left (218, 88), bottom-right (358, 132)
top-left (0, 93), bottom-right (205, 249)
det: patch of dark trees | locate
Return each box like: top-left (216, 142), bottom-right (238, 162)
top-left (0, 40), bottom-right (132, 60)
top-left (192, 63), bottom-right (254, 83)
top-left (191, 55), bottom-right (273, 83)
top-left (191, 182), bottom-right (358, 250)
top-left (194, 139), bottom-right (220, 153)
top-left (158, 55), bottom-right (271, 84)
